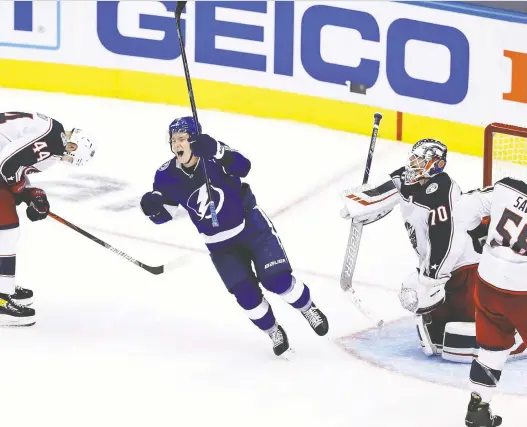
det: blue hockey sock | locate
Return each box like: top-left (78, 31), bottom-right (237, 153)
top-left (231, 278), bottom-right (276, 332)
top-left (262, 273), bottom-right (312, 311)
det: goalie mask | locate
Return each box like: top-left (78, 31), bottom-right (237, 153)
top-left (404, 139), bottom-right (447, 185)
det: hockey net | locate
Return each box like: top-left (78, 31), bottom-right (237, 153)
top-left (484, 123), bottom-right (527, 186)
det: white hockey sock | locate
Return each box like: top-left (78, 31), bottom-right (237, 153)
top-left (0, 227), bottom-right (19, 295)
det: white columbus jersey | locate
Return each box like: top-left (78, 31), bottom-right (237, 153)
top-left (389, 167), bottom-right (480, 279)
top-left (455, 178), bottom-right (527, 293)
top-left (340, 167), bottom-right (481, 281)
top-left (0, 111), bottom-right (66, 186)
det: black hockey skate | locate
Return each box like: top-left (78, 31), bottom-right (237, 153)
top-left (0, 293), bottom-right (35, 327)
top-left (465, 393), bottom-right (502, 427)
top-left (269, 325), bottom-right (290, 357)
top-left (301, 304), bottom-right (329, 336)
top-left (11, 285), bottom-right (33, 306)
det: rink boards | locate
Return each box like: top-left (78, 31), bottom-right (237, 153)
top-left (1, 1), bottom-right (527, 157)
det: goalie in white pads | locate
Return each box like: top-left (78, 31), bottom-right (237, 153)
top-left (340, 139), bottom-right (526, 364)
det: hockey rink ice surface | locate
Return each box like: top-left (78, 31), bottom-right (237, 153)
top-left (0, 88), bottom-right (525, 427)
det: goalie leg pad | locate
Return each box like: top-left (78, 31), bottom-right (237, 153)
top-left (415, 314), bottom-right (441, 356)
top-left (509, 331), bottom-right (527, 360)
top-left (442, 321), bottom-right (478, 363)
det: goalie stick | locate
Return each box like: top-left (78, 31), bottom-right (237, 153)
top-left (174, 1), bottom-right (219, 228)
top-left (48, 212), bottom-right (182, 275)
top-left (340, 112), bottom-right (384, 328)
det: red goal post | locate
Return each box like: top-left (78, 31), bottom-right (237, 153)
top-left (483, 123), bottom-right (527, 187)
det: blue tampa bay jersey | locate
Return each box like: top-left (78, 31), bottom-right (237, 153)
top-left (152, 141), bottom-right (256, 247)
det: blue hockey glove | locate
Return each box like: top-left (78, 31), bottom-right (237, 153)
top-left (189, 134), bottom-right (220, 159)
top-left (140, 191), bottom-right (172, 225)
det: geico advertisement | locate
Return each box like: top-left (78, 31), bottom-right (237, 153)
top-left (95, 1), bottom-right (469, 106)
top-left (1, 1), bottom-right (526, 127)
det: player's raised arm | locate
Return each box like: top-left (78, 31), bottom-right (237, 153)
top-left (190, 134), bottom-right (251, 178)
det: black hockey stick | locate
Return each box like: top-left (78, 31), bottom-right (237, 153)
top-left (48, 212), bottom-right (181, 275)
top-left (340, 112), bottom-right (384, 327)
top-left (174, 1), bottom-right (219, 228)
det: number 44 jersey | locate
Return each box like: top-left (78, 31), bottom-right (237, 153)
top-left (455, 177), bottom-right (527, 293)
top-left (0, 111), bottom-right (66, 187)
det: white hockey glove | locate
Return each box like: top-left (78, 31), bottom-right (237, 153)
top-left (399, 271), bottom-right (447, 315)
top-left (339, 182), bottom-right (398, 225)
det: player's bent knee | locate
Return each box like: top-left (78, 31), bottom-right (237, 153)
top-left (231, 278), bottom-right (263, 310)
top-left (262, 273), bottom-right (311, 310)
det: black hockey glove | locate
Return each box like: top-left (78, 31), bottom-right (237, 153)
top-left (140, 191), bottom-right (172, 225)
top-left (467, 219), bottom-right (490, 254)
top-left (189, 134), bottom-right (219, 159)
top-left (25, 188), bottom-right (50, 222)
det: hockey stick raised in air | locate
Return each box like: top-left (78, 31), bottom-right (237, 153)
top-left (340, 112), bottom-right (384, 328)
top-left (174, 1), bottom-right (219, 228)
top-left (48, 212), bottom-right (181, 275)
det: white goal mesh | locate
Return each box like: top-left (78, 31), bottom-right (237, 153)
top-left (484, 124), bottom-right (527, 186)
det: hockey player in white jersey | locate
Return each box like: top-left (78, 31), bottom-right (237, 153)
top-left (339, 139), bottom-right (525, 363)
top-left (452, 178), bottom-right (527, 427)
top-left (0, 111), bottom-right (96, 326)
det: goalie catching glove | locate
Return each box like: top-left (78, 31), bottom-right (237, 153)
top-left (339, 181), bottom-right (399, 225)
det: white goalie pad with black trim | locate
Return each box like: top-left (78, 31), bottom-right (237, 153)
top-left (442, 322), bottom-right (527, 364)
top-left (415, 314), bottom-right (441, 356)
top-left (340, 179), bottom-right (400, 225)
top-left (442, 322), bottom-right (477, 363)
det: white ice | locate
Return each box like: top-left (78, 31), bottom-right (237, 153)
top-left (0, 88), bottom-right (524, 427)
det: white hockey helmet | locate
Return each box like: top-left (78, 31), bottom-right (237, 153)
top-left (65, 128), bottom-right (97, 167)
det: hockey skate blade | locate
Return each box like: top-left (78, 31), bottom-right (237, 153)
top-left (279, 347), bottom-right (295, 361)
top-left (0, 316), bottom-right (36, 327)
top-left (0, 320), bottom-right (36, 327)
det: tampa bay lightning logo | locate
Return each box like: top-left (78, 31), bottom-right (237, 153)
top-left (187, 184), bottom-right (224, 221)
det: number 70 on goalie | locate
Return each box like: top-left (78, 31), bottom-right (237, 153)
top-left (429, 205), bottom-right (449, 226)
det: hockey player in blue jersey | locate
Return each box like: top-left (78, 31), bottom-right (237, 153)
top-left (140, 117), bottom-right (329, 356)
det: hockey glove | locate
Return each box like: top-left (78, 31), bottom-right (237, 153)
top-left (25, 188), bottom-right (50, 222)
top-left (140, 191), bottom-right (172, 225)
top-left (340, 182), bottom-right (397, 225)
top-left (467, 217), bottom-right (490, 254)
top-left (189, 134), bottom-right (222, 159)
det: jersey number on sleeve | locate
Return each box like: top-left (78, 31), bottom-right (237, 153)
top-left (0, 112), bottom-right (33, 124)
top-left (491, 208), bottom-right (527, 255)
